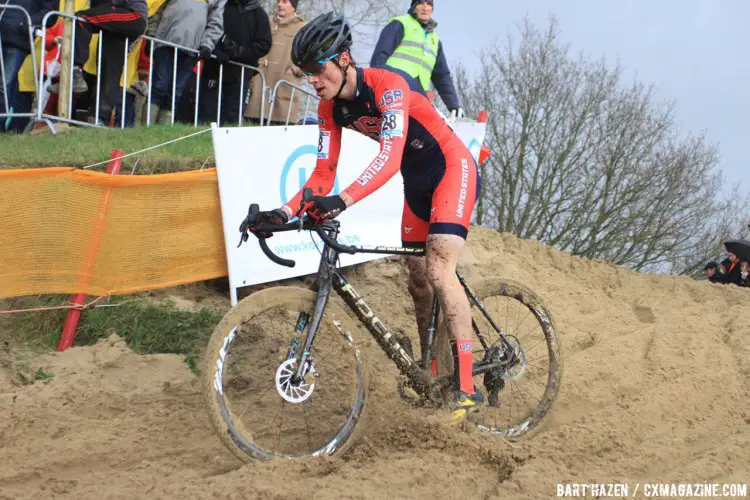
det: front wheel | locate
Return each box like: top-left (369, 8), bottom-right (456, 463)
top-left (435, 278), bottom-right (563, 439)
top-left (202, 287), bottom-right (369, 462)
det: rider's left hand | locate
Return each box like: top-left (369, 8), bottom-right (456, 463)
top-left (240, 207), bottom-right (289, 239)
top-left (302, 195), bottom-right (347, 224)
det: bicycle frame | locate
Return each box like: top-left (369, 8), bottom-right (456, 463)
top-left (291, 221), bottom-right (515, 400)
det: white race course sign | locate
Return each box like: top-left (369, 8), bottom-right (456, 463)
top-left (212, 119), bottom-right (486, 305)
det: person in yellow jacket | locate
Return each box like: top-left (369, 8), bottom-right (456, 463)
top-left (45, 0), bottom-right (148, 126)
top-left (15, 0), bottom-right (166, 125)
top-left (369, 0), bottom-right (461, 116)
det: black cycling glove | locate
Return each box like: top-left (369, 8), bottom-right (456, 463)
top-left (303, 195), bottom-right (347, 224)
top-left (240, 208), bottom-right (289, 239)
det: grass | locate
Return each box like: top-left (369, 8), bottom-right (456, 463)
top-left (14, 361), bottom-right (54, 385)
top-left (0, 123), bottom-right (219, 174)
top-left (0, 123), bottom-right (237, 373)
top-left (1, 294), bottom-right (222, 373)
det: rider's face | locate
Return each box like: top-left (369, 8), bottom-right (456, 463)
top-left (305, 55), bottom-right (348, 100)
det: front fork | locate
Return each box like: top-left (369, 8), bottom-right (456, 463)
top-left (290, 228), bottom-right (339, 382)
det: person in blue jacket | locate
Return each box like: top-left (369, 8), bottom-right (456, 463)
top-left (369, 0), bottom-right (462, 116)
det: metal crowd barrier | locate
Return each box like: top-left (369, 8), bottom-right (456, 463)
top-left (1, 9), bottom-right (269, 133)
top-left (140, 35), bottom-right (268, 128)
top-left (267, 79), bottom-right (320, 126)
top-left (0, 4), bottom-right (39, 127)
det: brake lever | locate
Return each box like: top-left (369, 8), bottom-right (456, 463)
top-left (237, 230), bottom-right (249, 248)
top-left (238, 204), bottom-right (260, 248)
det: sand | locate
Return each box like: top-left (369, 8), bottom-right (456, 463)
top-left (1, 226), bottom-right (748, 499)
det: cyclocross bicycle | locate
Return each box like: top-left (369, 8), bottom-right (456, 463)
top-left (203, 190), bottom-right (563, 462)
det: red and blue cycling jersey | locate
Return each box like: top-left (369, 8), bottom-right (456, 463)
top-left (285, 67), bottom-right (480, 246)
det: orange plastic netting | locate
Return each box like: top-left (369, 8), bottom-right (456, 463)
top-left (0, 167), bottom-right (228, 299)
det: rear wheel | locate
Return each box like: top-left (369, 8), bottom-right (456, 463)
top-left (202, 287), bottom-right (369, 462)
top-left (435, 278), bottom-right (562, 438)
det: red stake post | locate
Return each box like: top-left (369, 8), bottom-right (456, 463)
top-left (58, 149), bottom-right (123, 351)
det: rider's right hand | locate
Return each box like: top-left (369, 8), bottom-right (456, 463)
top-left (242, 208), bottom-right (289, 239)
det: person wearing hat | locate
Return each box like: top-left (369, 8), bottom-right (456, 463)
top-left (714, 240), bottom-right (750, 286)
top-left (245, 0), bottom-right (306, 124)
top-left (703, 261), bottom-right (724, 283)
top-left (369, 0), bottom-right (462, 117)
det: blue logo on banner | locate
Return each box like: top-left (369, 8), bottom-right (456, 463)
top-left (279, 145), bottom-right (340, 205)
top-left (468, 139), bottom-right (481, 163)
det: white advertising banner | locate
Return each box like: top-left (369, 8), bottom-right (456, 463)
top-left (212, 119), bottom-right (486, 305)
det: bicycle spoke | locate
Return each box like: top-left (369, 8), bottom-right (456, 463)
top-left (523, 338), bottom-right (547, 355)
top-left (277, 399), bottom-right (285, 451)
top-left (505, 299), bottom-right (510, 335)
top-left (228, 384), bottom-right (274, 397)
top-left (520, 365), bottom-right (547, 387)
top-left (513, 313), bottom-right (539, 346)
top-left (303, 398), bottom-right (313, 451)
top-left (511, 380), bottom-right (538, 413)
top-left (524, 354), bottom-right (550, 365)
top-left (512, 309), bottom-right (533, 337)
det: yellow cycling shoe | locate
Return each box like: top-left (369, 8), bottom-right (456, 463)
top-left (442, 391), bottom-right (483, 428)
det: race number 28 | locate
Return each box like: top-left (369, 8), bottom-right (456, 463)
top-left (380, 110), bottom-right (404, 139)
top-left (318, 130), bottom-right (331, 159)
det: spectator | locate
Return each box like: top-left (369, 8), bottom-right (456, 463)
top-left (198, 0), bottom-right (271, 125)
top-left (146, 0), bottom-right (226, 125)
top-left (370, 0), bottom-right (462, 116)
top-left (0, 0), bottom-right (58, 132)
top-left (715, 241), bottom-right (750, 286)
top-left (720, 257), bottom-right (730, 275)
top-left (244, 0), bottom-right (304, 125)
top-left (129, 38), bottom-right (153, 125)
top-left (703, 261), bottom-right (723, 284)
top-left (47, 0), bottom-right (148, 124)
top-left (77, 0), bottom-right (168, 126)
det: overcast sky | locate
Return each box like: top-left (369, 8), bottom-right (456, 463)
top-left (396, 0), bottom-right (748, 193)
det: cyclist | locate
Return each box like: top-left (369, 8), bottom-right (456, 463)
top-left (249, 12), bottom-right (482, 427)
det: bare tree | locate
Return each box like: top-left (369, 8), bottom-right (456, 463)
top-left (456, 17), bottom-right (747, 274)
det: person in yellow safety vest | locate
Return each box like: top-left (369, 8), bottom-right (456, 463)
top-left (370, 0), bottom-right (462, 117)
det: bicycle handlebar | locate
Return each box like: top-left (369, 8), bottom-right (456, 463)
top-left (313, 225), bottom-right (357, 255)
top-left (257, 235), bottom-right (296, 267)
top-left (238, 189), bottom-right (359, 268)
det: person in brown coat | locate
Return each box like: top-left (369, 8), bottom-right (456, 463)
top-left (244, 0), bottom-right (305, 124)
